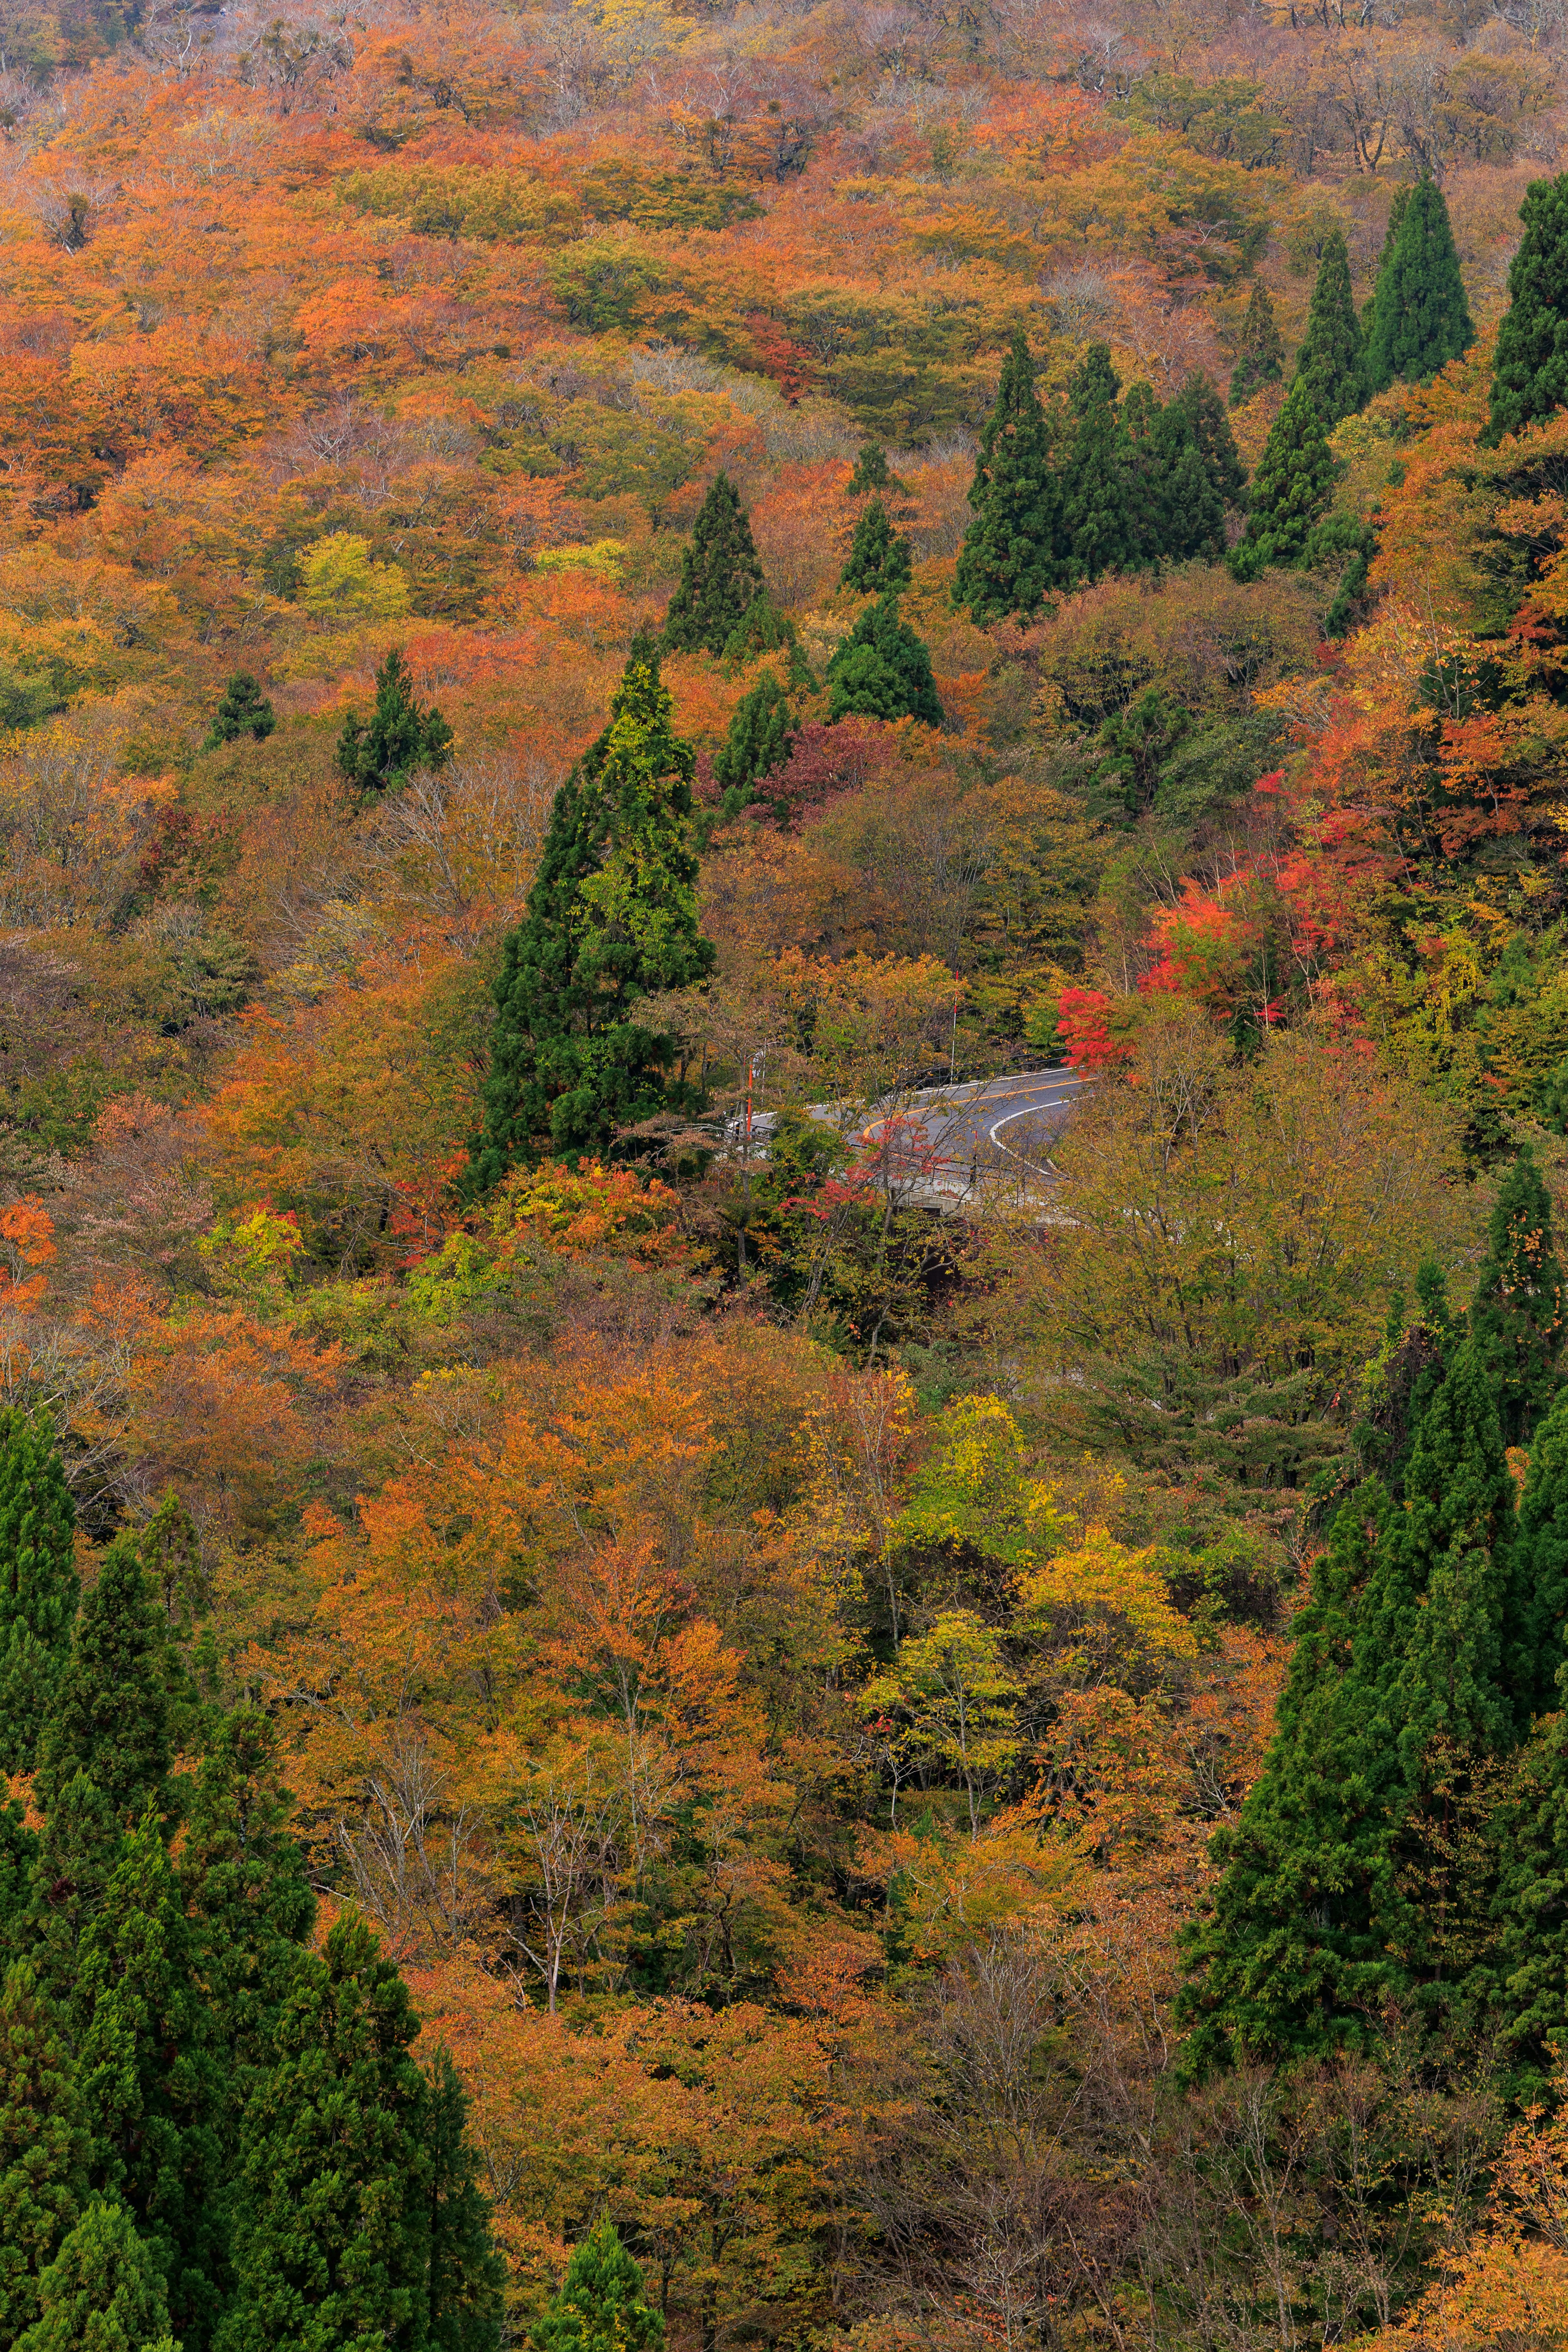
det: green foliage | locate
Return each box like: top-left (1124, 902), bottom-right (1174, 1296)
top-left (1292, 227), bottom-right (1369, 427)
top-left (548, 241), bottom-right (667, 334)
top-left (953, 327), bottom-right (1065, 621)
top-left (1468, 1145), bottom-right (1565, 1446)
top-left (846, 442), bottom-right (897, 497)
top-left (0, 1410), bottom-right (77, 1778)
top-left (840, 499), bottom-right (912, 594)
top-left (423, 2048), bottom-right (504, 2352)
top-left (1366, 178), bottom-right (1474, 394)
top-left (336, 649), bottom-right (454, 797)
top-left (1227, 277), bottom-right (1284, 407)
top-left (474, 642), bottom-right (715, 1181)
top-left (0, 1963), bottom-right (90, 2352)
top-left (1232, 381), bottom-right (1334, 575)
top-left (1065, 344), bottom-right (1136, 582)
top-left (13, 2197), bottom-right (174, 2352)
top-left (662, 472), bottom-right (767, 658)
top-left (824, 593), bottom-right (944, 726)
top-left (713, 668), bottom-right (794, 806)
top-left (1488, 169), bottom-right (1568, 442)
top-left (530, 2216), bottom-right (664, 2352)
top-left (1502, 1385), bottom-right (1568, 1733)
top-left (34, 1540), bottom-right (169, 1829)
top-left (201, 673), bottom-right (275, 752)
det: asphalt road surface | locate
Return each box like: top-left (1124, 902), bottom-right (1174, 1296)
top-left (859, 1068), bottom-right (1093, 1183)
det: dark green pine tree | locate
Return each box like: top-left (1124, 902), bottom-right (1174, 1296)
top-left (1501, 1385), bottom-right (1568, 1734)
top-left (1488, 170), bottom-right (1568, 444)
top-left (13, 2197), bottom-right (175, 2352)
top-left (424, 2048), bottom-right (505, 2352)
top-left (530, 2216), bottom-right (664, 2352)
top-left (74, 1815), bottom-right (224, 2351)
top-left (1492, 1691), bottom-right (1568, 2078)
top-left (953, 327), bottom-right (1065, 621)
top-left (1179, 1343), bottom-right (1517, 2071)
top-left (1152, 390), bottom-right (1228, 564)
top-left (0, 1408), bottom-right (77, 1778)
top-left (34, 1538), bottom-right (170, 1829)
top-left (1172, 372), bottom-right (1247, 513)
top-left (1119, 379), bottom-right (1167, 569)
top-left (712, 668), bottom-right (794, 809)
top-left (1293, 227), bottom-right (1369, 428)
top-left (0, 1798), bottom-right (35, 1969)
top-left (662, 472), bottom-right (766, 658)
top-left (218, 1912), bottom-right (434, 2352)
top-left (824, 593), bottom-right (944, 726)
top-left (845, 441), bottom-right (893, 497)
top-left (1063, 343), bottom-right (1135, 584)
top-left (1231, 380), bottom-right (1334, 577)
top-left (202, 672), bottom-right (275, 752)
top-left (0, 1962), bottom-right (91, 2351)
top-left (336, 648), bottom-right (454, 796)
top-left (1469, 1144), bottom-right (1565, 1448)
top-left (840, 499), bottom-right (913, 595)
top-left (472, 641), bottom-right (715, 1184)
top-left (1228, 278), bottom-right (1285, 408)
top-left (1366, 178), bottom-right (1474, 395)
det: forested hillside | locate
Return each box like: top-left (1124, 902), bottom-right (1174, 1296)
top-left (7, 0), bottom-right (1568, 2344)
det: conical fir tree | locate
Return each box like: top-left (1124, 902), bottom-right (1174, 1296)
top-left (1152, 389), bottom-right (1228, 563)
top-left (1469, 1143), bottom-right (1565, 1448)
top-left (219, 1912), bottom-right (434, 2352)
top-left (202, 672), bottom-right (275, 751)
top-left (1492, 1689), bottom-right (1568, 2077)
top-left (1293, 228), bottom-right (1369, 428)
top-left (662, 472), bottom-right (766, 657)
top-left (531, 2216), bottom-right (664, 2352)
top-left (1488, 170), bottom-right (1568, 443)
top-left (424, 2047), bottom-right (505, 2352)
top-left (953, 327), bottom-right (1065, 621)
top-left (336, 648), bottom-right (454, 795)
top-left (1501, 1383), bottom-right (1568, 1734)
top-left (824, 593), bottom-right (943, 725)
top-left (34, 1538), bottom-right (169, 1829)
top-left (14, 2197), bottom-right (175, 2352)
top-left (472, 640), bottom-right (715, 1183)
top-left (1172, 372), bottom-right (1247, 512)
top-left (1064, 343), bottom-right (1135, 584)
top-left (0, 1408), bottom-right (77, 1777)
top-left (1231, 380), bottom-right (1334, 576)
top-left (1228, 278), bottom-right (1284, 408)
top-left (0, 1962), bottom-right (91, 2350)
top-left (846, 441), bottom-right (893, 497)
top-left (841, 499), bottom-right (913, 595)
top-left (713, 668), bottom-right (793, 805)
top-left (1366, 178), bottom-right (1474, 394)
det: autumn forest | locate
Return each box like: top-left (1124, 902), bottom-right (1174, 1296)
top-left (9, 0), bottom-right (1568, 2345)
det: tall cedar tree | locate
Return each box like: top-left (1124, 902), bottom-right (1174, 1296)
top-left (530, 2216), bottom-right (664, 2352)
top-left (1366, 178), bottom-right (1474, 394)
top-left (661, 472), bottom-right (766, 656)
top-left (0, 1408), bottom-right (76, 1777)
top-left (1501, 1383), bottom-right (1568, 1731)
top-left (336, 648), bottom-right (454, 795)
top-left (713, 669), bottom-right (794, 805)
top-left (953, 327), bottom-right (1064, 620)
top-left (473, 641), bottom-right (714, 1182)
top-left (1064, 344), bottom-right (1135, 582)
top-left (1488, 169), bottom-right (1568, 442)
top-left (825, 593), bottom-right (944, 725)
top-left (219, 1913), bottom-right (436, 2352)
top-left (202, 673), bottom-right (274, 751)
top-left (34, 1538), bottom-right (169, 1829)
top-left (1228, 278), bottom-right (1284, 407)
top-left (1179, 1343), bottom-right (1517, 2070)
top-left (1493, 1678), bottom-right (1568, 2076)
top-left (1120, 381), bottom-right (1166, 568)
top-left (1293, 228), bottom-right (1369, 427)
top-left (0, 1799), bottom-right (34, 1967)
top-left (841, 499), bottom-right (913, 595)
top-left (1154, 393), bottom-right (1228, 562)
top-left (423, 2048), bottom-right (505, 2352)
top-left (1469, 1143), bottom-right (1565, 1447)
top-left (1174, 372), bottom-right (1247, 511)
top-left (0, 1963), bottom-right (91, 2350)
top-left (846, 441), bottom-right (893, 496)
top-left (73, 1816), bottom-right (225, 2350)
top-left (1232, 380), bottom-right (1334, 575)
top-left (13, 2197), bottom-right (175, 2352)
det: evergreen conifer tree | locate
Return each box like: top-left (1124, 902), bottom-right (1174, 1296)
top-left (662, 473), bottom-right (766, 657)
top-left (824, 594), bottom-right (943, 725)
top-left (719, 590), bottom-right (798, 670)
top-left (336, 648), bottom-right (454, 795)
top-left (846, 442), bottom-right (893, 497)
top-left (0, 1799), bottom-right (35, 1968)
top-left (0, 1408), bottom-right (77, 1777)
top-left (472, 642), bottom-right (715, 1183)
top-left (841, 499), bottom-right (913, 595)
top-left (201, 674), bottom-right (275, 752)
top-left (1492, 1695), bottom-right (1568, 2076)
top-left (530, 2216), bottom-right (664, 2352)
top-left (13, 2197), bottom-right (175, 2352)
top-left (1501, 1385), bottom-right (1568, 1733)
top-left (953, 327), bottom-right (1065, 620)
top-left (1152, 393), bottom-right (1228, 563)
top-left (1119, 380), bottom-right (1166, 568)
top-left (712, 669), bottom-right (793, 808)
top-left (1488, 170), bottom-right (1568, 443)
top-left (219, 1912), bottom-right (434, 2352)
top-left (34, 1540), bottom-right (169, 1828)
top-left (27, 1775), bottom-right (121, 1999)
top-left (1292, 227), bottom-right (1369, 427)
top-left (1172, 372), bottom-right (1247, 512)
top-left (0, 1962), bottom-right (90, 2350)
top-left (1366, 178), bottom-right (1474, 394)
top-left (1228, 278), bottom-right (1284, 408)
top-left (424, 2048), bottom-right (505, 2352)
top-left (1231, 381), bottom-right (1334, 576)
top-left (1064, 343), bottom-right (1135, 583)
top-left (1469, 1145), bottom-right (1565, 1448)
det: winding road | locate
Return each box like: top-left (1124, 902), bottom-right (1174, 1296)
top-left (857, 1067), bottom-right (1093, 1189)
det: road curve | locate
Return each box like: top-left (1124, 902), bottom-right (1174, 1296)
top-left (859, 1067), bottom-right (1092, 1182)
